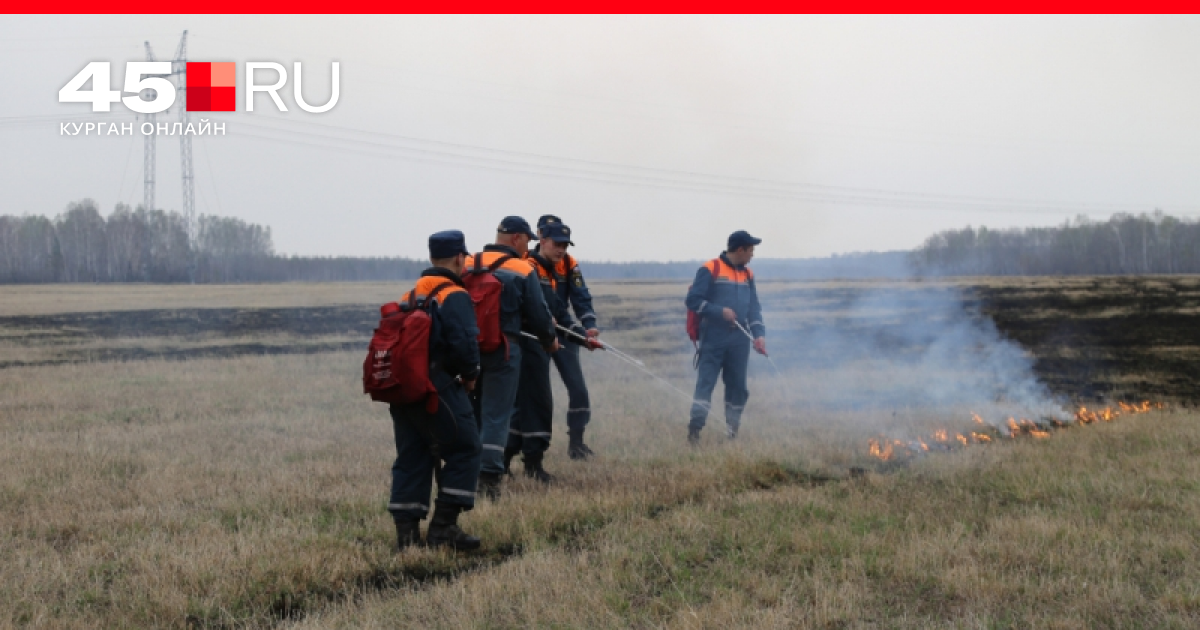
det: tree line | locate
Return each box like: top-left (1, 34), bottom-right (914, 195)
top-left (8, 201), bottom-right (1197, 283)
top-left (0, 200), bottom-right (427, 283)
top-left (910, 212), bottom-right (1200, 276)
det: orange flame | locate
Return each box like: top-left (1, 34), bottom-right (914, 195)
top-left (865, 400), bottom-right (1165, 461)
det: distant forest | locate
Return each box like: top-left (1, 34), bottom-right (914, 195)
top-left (3, 201), bottom-right (1194, 283)
top-left (0, 200), bottom-right (425, 283)
top-left (911, 212), bottom-right (1200, 276)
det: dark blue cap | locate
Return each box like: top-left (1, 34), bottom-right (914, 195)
top-left (728, 230), bottom-right (762, 250)
top-left (540, 222), bottom-right (574, 245)
top-left (428, 230), bottom-right (469, 259)
top-left (497, 216), bottom-right (537, 240)
top-left (537, 214), bottom-right (562, 230)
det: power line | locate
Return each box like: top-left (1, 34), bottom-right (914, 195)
top-left (234, 118), bottom-right (1200, 215)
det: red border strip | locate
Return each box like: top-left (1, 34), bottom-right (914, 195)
top-left (13, 3), bottom-right (1195, 13)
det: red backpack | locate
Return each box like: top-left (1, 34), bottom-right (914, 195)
top-left (686, 259), bottom-right (721, 349)
top-left (362, 281), bottom-right (454, 413)
top-left (462, 253), bottom-right (513, 355)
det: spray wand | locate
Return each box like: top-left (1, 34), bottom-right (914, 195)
top-left (733, 320), bottom-right (784, 378)
top-left (518, 330), bottom-right (703, 410)
top-left (554, 324), bottom-right (645, 367)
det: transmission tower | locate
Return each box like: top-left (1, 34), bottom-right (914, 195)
top-left (142, 41), bottom-right (157, 213)
top-left (140, 30), bottom-right (194, 245)
top-left (172, 30), bottom-right (195, 246)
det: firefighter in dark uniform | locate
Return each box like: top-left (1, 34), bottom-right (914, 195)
top-left (684, 230), bottom-right (768, 444)
top-left (508, 221), bottom-right (600, 483)
top-left (389, 230), bottom-right (484, 550)
top-left (465, 217), bottom-right (557, 502)
top-left (535, 215), bottom-right (603, 459)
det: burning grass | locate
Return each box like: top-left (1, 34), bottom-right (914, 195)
top-left (866, 401), bottom-right (1169, 463)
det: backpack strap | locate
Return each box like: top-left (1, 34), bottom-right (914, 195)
top-left (471, 252), bottom-right (514, 274)
top-left (406, 281), bottom-right (456, 310)
top-left (486, 254), bottom-right (514, 273)
top-left (422, 281), bottom-right (456, 310)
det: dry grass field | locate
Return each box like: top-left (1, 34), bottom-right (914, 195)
top-left (2, 278), bottom-right (1199, 628)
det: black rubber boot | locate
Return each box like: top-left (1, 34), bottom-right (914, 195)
top-left (425, 504), bottom-right (481, 551)
top-left (523, 452), bottom-right (555, 485)
top-left (394, 518), bottom-right (422, 551)
top-left (503, 447), bottom-right (520, 476)
top-left (687, 427), bottom-right (701, 446)
top-left (477, 471), bottom-right (502, 502)
top-left (567, 430), bottom-right (595, 461)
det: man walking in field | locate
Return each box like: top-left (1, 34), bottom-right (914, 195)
top-left (388, 230), bottom-right (484, 550)
top-left (535, 215), bottom-right (603, 460)
top-left (465, 217), bottom-right (558, 501)
top-left (685, 230), bottom-right (768, 444)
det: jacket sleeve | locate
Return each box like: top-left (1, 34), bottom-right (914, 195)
top-left (548, 285), bottom-right (588, 347)
top-left (567, 263), bottom-right (598, 331)
top-left (438, 291), bottom-right (481, 380)
top-left (685, 265), bottom-right (725, 322)
top-left (521, 269), bottom-right (557, 345)
top-left (747, 278), bottom-right (765, 338)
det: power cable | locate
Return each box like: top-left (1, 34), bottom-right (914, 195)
top-left (239, 116), bottom-right (1196, 212)
top-left (196, 135), bottom-right (226, 216)
top-left (232, 120), bottom-right (1200, 215)
top-left (115, 131), bottom-right (137, 206)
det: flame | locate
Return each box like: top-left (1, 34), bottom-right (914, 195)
top-left (865, 400), bottom-right (1165, 461)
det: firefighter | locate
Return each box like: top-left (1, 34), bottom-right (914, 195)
top-left (389, 230), bottom-right (483, 550)
top-left (510, 220), bottom-right (601, 482)
top-left (465, 217), bottom-right (557, 501)
top-left (535, 215), bottom-right (602, 460)
top-left (684, 230), bottom-right (768, 444)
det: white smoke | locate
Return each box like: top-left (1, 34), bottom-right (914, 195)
top-left (764, 282), bottom-right (1069, 429)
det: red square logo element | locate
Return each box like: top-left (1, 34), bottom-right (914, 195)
top-left (209, 87), bottom-right (235, 112)
top-left (186, 62), bottom-right (236, 111)
top-left (186, 62), bottom-right (210, 88)
top-left (187, 86), bottom-right (211, 112)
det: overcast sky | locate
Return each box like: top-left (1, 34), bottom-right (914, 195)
top-left (3, 15), bottom-right (1200, 261)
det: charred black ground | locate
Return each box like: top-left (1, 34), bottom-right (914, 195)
top-left (2, 278), bottom-right (1197, 403)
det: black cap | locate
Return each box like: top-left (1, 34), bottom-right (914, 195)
top-left (536, 214), bottom-right (562, 230)
top-left (728, 230), bottom-right (762, 250)
top-left (540, 222), bottom-right (574, 246)
top-left (497, 216), bottom-right (537, 240)
top-left (428, 230), bottom-right (469, 259)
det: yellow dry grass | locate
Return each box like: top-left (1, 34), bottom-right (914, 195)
top-left (1, 280), bottom-right (1198, 628)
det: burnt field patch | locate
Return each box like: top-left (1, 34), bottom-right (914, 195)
top-left (0, 305), bottom-right (377, 367)
top-left (970, 277), bottom-right (1200, 403)
top-left (3, 277), bottom-right (1199, 403)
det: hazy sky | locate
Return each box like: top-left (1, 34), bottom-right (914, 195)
top-left (3, 15), bottom-right (1200, 261)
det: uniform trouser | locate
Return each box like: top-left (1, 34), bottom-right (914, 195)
top-left (689, 335), bottom-right (751, 432)
top-left (551, 340), bottom-right (591, 435)
top-left (388, 372), bottom-right (482, 521)
top-left (470, 339), bottom-right (522, 476)
top-left (508, 337), bottom-right (553, 456)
